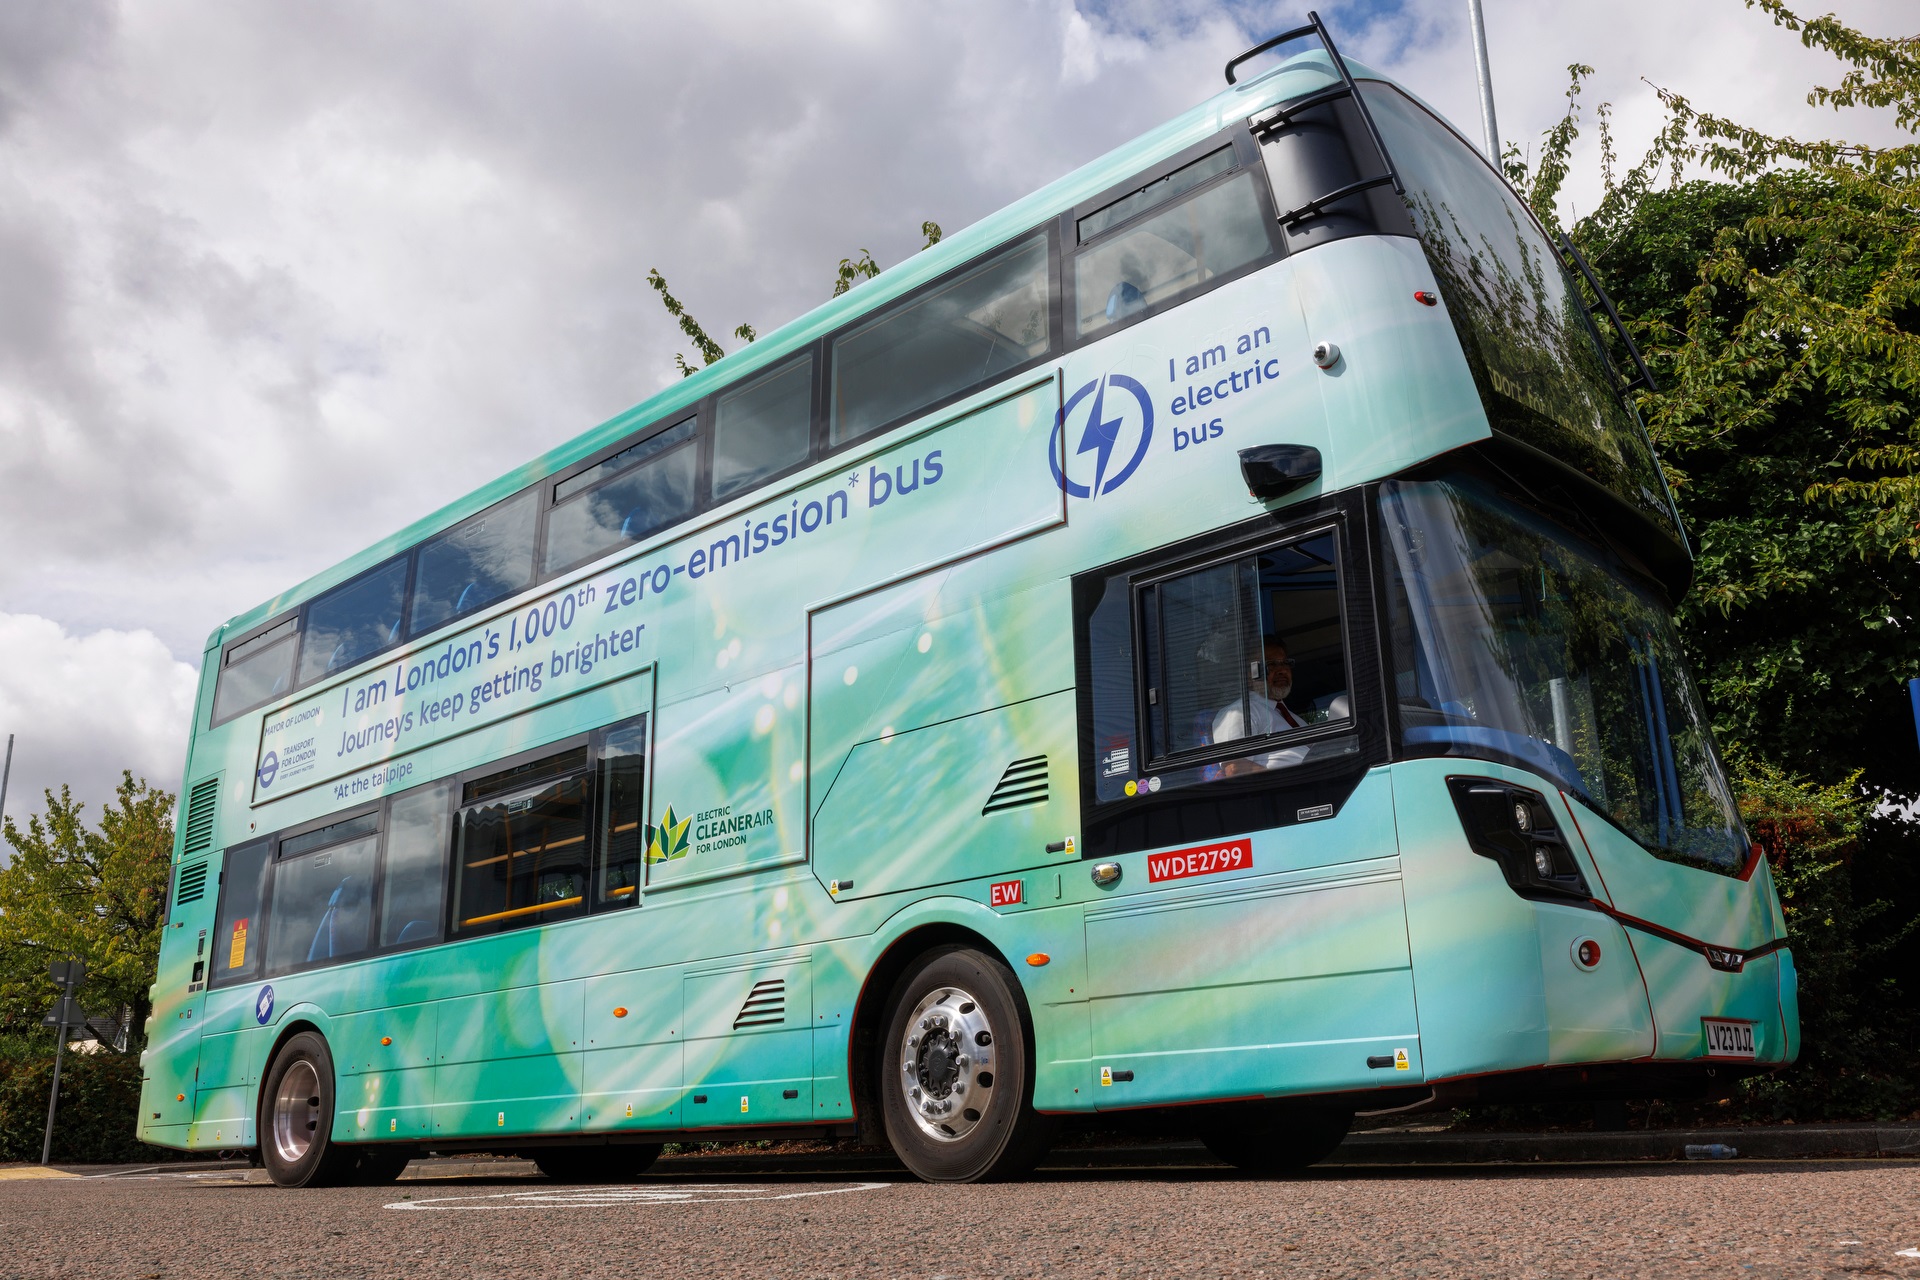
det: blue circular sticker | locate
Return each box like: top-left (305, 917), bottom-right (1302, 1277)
top-left (256, 751), bottom-right (279, 790)
top-left (254, 984), bottom-right (275, 1025)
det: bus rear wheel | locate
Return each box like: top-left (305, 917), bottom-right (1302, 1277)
top-left (259, 1031), bottom-right (359, 1188)
top-left (533, 1145), bottom-right (664, 1183)
top-left (879, 945), bottom-right (1054, 1182)
top-left (1197, 1105), bottom-right (1352, 1174)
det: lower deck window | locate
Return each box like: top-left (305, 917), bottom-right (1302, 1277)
top-left (454, 764), bottom-right (593, 936)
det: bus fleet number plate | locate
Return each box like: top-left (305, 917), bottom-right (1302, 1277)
top-left (1147, 838), bottom-right (1253, 883)
top-left (1701, 1017), bottom-right (1756, 1059)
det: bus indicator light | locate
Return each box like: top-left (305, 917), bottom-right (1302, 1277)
top-left (1147, 839), bottom-right (1252, 883)
top-left (613, 1007), bottom-right (628, 1018)
top-left (1026, 954), bottom-right (1050, 967)
top-left (990, 880), bottom-right (1023, 907)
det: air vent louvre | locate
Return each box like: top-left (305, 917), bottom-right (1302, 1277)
top-left (982, 755), bottom-right (1048, 815)
top-left (181, 777), bottom-right (220, 857)
top-left (175, 861), bottom-right (208, 905)
top-left (732, 978), bottom-right (787, 1029)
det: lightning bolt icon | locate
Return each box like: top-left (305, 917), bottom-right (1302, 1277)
top-left (1074, 376), bottom-right (1126, 498)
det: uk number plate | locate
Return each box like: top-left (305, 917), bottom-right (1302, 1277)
top-left (1701, 1017), bottom-right (1756, 1059)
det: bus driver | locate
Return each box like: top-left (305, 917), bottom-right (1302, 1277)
top-left (1213, 638), bottom-right (1307, 775)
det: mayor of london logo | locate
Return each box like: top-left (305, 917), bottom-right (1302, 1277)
top-left (1049, 373), bottom-right (1154, 500)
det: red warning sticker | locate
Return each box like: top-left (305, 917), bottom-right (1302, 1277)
top-left (1147, 839), bottom-right (1252, 883)
top-left (990, 880), bottom-right (1023, 907)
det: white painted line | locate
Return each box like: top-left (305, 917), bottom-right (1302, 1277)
top-left (385, 1181), bottom-right (890, 1211)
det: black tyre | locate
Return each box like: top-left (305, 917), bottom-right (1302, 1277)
top-left (533, 1144), bottom-right (664, 1183)
top-left (879, 945), bottom-right (1055, 1182)
top-left (258, 1031), bottom-right (360, 1188)
top-left (1197, 1105), bottom-right (1352, 1174)
top-left (350, 1147), bottom-right (414, 1184)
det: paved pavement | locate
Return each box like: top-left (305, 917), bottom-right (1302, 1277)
top-left (1, 1146), bottom-right (1917, 1278)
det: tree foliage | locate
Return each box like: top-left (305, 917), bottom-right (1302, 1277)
top-left (0, 774), bottom-right (173, 1045)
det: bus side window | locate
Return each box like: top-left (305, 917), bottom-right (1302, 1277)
top-left (266, 812), bottom-right (380, 974)
top-left (831, 233), bottom-right (1052, 446)
top-left (297, 557), bottom-right (411, 685)
top-left (1074, 156), bottom-right (1274, 339)
top-left (712, 355), bottom-right (813, 501)
top-left (380, 780), bottom-right (456, 948)
top-left (452, 749), bottom-right (593, 937)
top-left (595, 718), bottom-right (647, 907)
top-left (211, 617), bottom-right (299, 725)
top-left (543, 417), bottom-right (700, 574)
top-left (410, 490), bottom-right (539, 637)
top-left (209, 839), bottom-right (271, 985)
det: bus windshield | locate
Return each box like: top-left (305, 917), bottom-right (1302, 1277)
top-left (1379, 474), bottom-right (1746, 872)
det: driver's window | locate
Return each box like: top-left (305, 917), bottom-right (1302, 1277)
top-left (1139, 531), bottom-right (1350, 770)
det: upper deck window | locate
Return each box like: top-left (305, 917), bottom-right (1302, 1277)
top-left (297, 558), bottom-right (410, 685)
top-left (831, 235), bottom-right (1051, 445)
top-left (410, 489), bottom-right (538, 636)
top-left (1075, 167), bottom-right (1273, 338)
top-left (543, 417), bottom-right (699, 573)
top-left (211, 617), bottom-right (298, 724)
top-left (1077, 147), bottom-right (1234, 242)
top-left (713, 357), bottom-right (813, 501)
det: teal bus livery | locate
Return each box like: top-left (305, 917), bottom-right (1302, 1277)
top-left (141, 17), bottom-right (1794, 1185)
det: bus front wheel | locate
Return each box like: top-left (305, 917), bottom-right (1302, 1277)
top-left (259, 1031), bottom-right (359, 1188)
top-left (879, 945), bottom-right (1054, 1182)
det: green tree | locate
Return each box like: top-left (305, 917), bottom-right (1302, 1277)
top-left (0, 774), bottom-right (173, 1047)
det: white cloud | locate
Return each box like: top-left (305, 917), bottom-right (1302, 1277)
top-left (0, 0), bottom-right (1911, 811)
top-left (0, 613), bottom-right (197, 830)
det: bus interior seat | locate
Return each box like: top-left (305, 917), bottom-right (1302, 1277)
top-left (1106, 281), bottom-right (1146, 323)
top-left (454, 581), bottom-right (479, 615)
top-left (619, 507), bottom-right (651, 541)
top-left (1326, 693), bottom-right (1350, 720)
top-left (395, 919), bottom-right (435, 944)
top-left (307, 877), bottom-right (365, 962)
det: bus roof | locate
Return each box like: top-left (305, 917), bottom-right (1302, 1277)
top-left (211, 49), bottom-right (1423, 650)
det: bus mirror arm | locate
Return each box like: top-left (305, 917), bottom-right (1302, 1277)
top-left (1238, 445), bottom-right (1322, 500)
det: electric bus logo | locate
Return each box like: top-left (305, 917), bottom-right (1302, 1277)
top-left (255, 985), bottom-right (275, 1025)
top-left (1049, 374), bottom-right (1154, 499)
top-left (256, 750), bottom-right (279, 790)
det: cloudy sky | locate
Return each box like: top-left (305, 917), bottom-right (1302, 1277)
top-left (0, 0), bottom-right (1910, 823)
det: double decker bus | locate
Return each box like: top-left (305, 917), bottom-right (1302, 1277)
top-left (140, 18), bottom-right (1794, 1186)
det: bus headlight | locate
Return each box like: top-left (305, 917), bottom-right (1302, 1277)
top-left (1446, 776), bottom-right (1591, 901)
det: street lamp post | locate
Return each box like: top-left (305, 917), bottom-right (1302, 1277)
top-left (1466, 0), bottom-right (1501, 161)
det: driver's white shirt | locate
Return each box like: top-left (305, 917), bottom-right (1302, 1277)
top-left (1211, 696), bottom-right (1308, 770)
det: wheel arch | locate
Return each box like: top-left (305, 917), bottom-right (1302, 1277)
top-left (845, 917), bottom-right (1026, 1147)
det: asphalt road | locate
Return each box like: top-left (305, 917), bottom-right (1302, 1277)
top-left (2, 1152), bottom-right (1917, 1279)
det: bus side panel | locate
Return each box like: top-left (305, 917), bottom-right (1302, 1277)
top-left (431, 977), bottom-right (585, 1138)
top-left (682, 959), bottom-right (813, 1125)
top-left (811, 572), bottom-right (1080, 900)
top-left (333, 1002), bottom-right (437, 1142)
top-left (1080, 770), bottom-right (1418, 1106)
top-left (581, 968), bottom-right (682, 1131)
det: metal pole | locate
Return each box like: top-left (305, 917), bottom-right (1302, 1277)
top-left (0, 732), bottom-right (14, 833)
top-left (41, 964), bottom-right (74, 1166)
top-left (1466, 0), bottom-right (1501, 161)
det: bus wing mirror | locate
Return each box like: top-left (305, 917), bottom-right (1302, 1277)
top-left (1238, 445), bottom-right (1322, 499)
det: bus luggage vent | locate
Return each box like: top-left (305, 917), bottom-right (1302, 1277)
top-left (982, 755), bottom-right (1048, 814)
top-left (733, 979), bottom-right (786, 1029)
top-left (175, 861), bottom-right (209, 905)
top-left (181, 777), bottom-right (221, 857)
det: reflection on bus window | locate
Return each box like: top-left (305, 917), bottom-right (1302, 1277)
top-left (713, 357), bottom-right (812, 500)
top-left (1378, 473), bottom-right (1746, 871)
top-left (1077, 147), bottom-right (1234, 242)
top-left (410, 490), bottom-right (538, 636)
top-left (1139, 532), bottom-right (1349, 771)
top-left (543, 418), bottom-right (699, 573)
top-left (1075, 171), bottom-right (1271, 337)
top-left (267, 824), bottom-right (379, 973)
top-left (596, 719), bottom-right (646, 906)
top-left (832, 236), bottom-right (1051, 445)
top-left (298, 558), bottom-right (410, 684)
top-left (453, 758), bottom-right (592, 936)
top-left (380, 781), bottom-right (455, 948)
top-left (212, 618), bottom-right (298, 723)
top-left (211, 839), bottom-right (270, 985)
